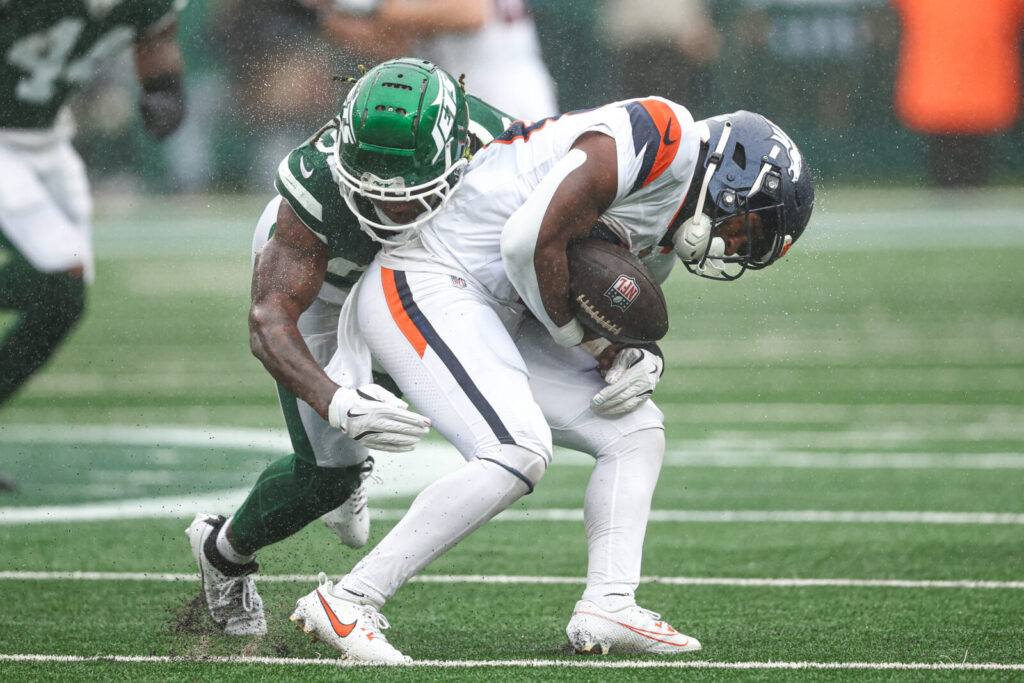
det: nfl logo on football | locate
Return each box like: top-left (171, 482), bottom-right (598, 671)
top-left (604, 275), bottom-right (639, 311)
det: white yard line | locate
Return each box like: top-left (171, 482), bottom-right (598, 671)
top-left (1, 653), bottom-right (1021, 670)
top-left (2, 424), bottom-right (1022, 526)
top-left (3, 423), bottom-right (1024, 470)
top-left (2, 502), bottom-right (1023, 526)
top-left (660, 451), bottom-right (1024, 469)
top-left (0, 424), bottom-right (293, 451)
top-left (1, 571), bottom-right (1022, 590)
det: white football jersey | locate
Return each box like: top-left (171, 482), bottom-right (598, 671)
top-left (378, 97), bottom-right (702, 306)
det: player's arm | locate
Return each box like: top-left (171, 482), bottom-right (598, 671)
top-left (374, 0), bottom-right (489, 34)
top-left (250, 201), bottom-right (431, 449)
top-left (318, 12), bottom-right (416, 59)
top-left (249, 200), bottom-right (337, 419)
top-left (501, 132), bottom-right (619, 346)
top-left (316, 0), bottom-right (487, 57)
top-left (133, 17), bottom-right (186, 139)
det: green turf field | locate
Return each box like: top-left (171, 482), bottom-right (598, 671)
top-left (1, 189), bottom-right (1022, 680)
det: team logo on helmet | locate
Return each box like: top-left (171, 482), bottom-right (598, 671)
top-left (767, 121), bottom-right (803, 182)
top-left (605, 275), bottom-right (639, 311)
top-left (430, 75), bottom-right (459, 166)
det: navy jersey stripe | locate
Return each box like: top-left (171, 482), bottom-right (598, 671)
top-left (392, 271), bottom-right (517, 446)
top-left (625, 101), bottom-right (662, 195)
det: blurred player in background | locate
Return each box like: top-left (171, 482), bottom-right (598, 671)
top-left (600, 0), bottom-right (721, 105)
top-left (0, 0), bottom-right (188, 491)
top-left (312, 0), bottom-right (558, 122)
top-left (289, 102), bottom-right (813, 662)
top-left (185, 58), bottom-right (515, 637)
top-left (892, 0), bottom-right (1023, 186)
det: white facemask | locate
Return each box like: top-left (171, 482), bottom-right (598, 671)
top-left (700, 237), bottom-right (727, 278)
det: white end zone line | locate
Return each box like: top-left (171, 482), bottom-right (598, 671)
top-left (1, 654), bottom-right (1022, 671)
top-left (1, 571), bottom-right (1022, 590)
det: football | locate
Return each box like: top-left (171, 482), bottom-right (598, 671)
top-left (566, 237), bottom-right (669, 344)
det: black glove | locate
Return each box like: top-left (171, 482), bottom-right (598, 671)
top-left (139, 73), bottom-right (185, 140)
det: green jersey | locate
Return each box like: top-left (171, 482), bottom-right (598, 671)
top-left (274, 94), bottom-right (516, 293)
top-left (0, 0), bottom-right (184, 129)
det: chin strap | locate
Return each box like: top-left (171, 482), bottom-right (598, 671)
top-left (673, 120), bottom-right (733, 274)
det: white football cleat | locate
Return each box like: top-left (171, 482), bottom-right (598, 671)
top-left (322, 456), bottom-right (377, 548)
top-left (566, 600), bottom-right (701, 655)
top-left (290, 573), bottom-right (410, 664)
top-left (185, 513), bottom-right (267, 636)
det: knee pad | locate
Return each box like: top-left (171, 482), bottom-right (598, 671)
top-left (594, 427), bottom-right (665, 466)
top-left (478, 444), bottom-right (549, 493)
top-left (593, 430), bottom-right (663, 483)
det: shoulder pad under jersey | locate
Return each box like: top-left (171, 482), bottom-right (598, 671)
top-left (467, 94), bottom-right (517, 147)
top-left (274, 122), bottom-right (381, 282)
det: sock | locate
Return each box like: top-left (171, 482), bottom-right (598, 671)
top-left (201, 517), bottom-right (256, 577)
top-left (580, 428), bottom-right (664, 609)
top-left (229, 453), bottom-right (363, 555)
top-left (338, 455), bottom-right (534, 607)
top-left (216, 517), bottom-right (255, 565)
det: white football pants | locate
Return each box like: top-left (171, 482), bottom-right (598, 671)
top-left (340, 262), bottom-right (664, 607)
top-left (0, 125), bottom-right (93, 280)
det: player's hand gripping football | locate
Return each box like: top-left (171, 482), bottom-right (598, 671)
top-left (591, 347), bottom-right (664, 416)
top-left (328, 384), bottom-right (431, 452)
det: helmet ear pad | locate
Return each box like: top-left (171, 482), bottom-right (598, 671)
top-left (672, 212), bottom-right (712, 262)
top-left (673, 212), bottom-right (728, 279)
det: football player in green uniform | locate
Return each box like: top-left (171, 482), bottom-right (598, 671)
top-left (186, 58), bottom-right (515, 637)
top-left (0, 0), bottom-right (188, 491)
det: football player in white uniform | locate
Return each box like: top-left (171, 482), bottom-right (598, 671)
top-left (185, 59), bottom-right (514, 647)
top-left (291, 99), bottom-right (814, 660)
top-left (315, 0), bottom-right (559, 122)
top-left (0, 0), bottom-right (187, 491)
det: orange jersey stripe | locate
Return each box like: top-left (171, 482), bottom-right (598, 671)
top-left (637, 99), bottom-right (681, 189)
top-left (381, 267), bottom-right (428, 358)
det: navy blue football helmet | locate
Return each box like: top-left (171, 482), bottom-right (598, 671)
top-left (673, 110), bottom-right (815, 280)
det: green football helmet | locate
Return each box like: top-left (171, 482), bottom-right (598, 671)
top-left (334, 58), bottom-right (470, 244)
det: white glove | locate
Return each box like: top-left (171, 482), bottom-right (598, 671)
top-left (591, 347), bottom-right (664, 416)
top-left (328, 384), bottom-right (430, 452)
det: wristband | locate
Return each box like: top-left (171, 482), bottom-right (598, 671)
top-left (139, 72), bottom-right (185, 139)
top-left (327, 387), bottom-right (353, 430)
top-left (550, 318), bottom-right (585, 347)
top-left (579, 337), bottom-right (612, 358)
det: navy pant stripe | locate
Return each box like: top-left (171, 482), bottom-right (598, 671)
top-left (392, 270), bottom-right (516, 445)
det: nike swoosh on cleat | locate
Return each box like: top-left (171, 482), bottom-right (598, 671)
top-left (300, 156), bottom-right (314, 179)
top-left (579, 610), bottom-right (690, 648)
top-left (316, 590), bottom-right (357, 637)
top-left (662, 119), bottom-right (678, 146)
